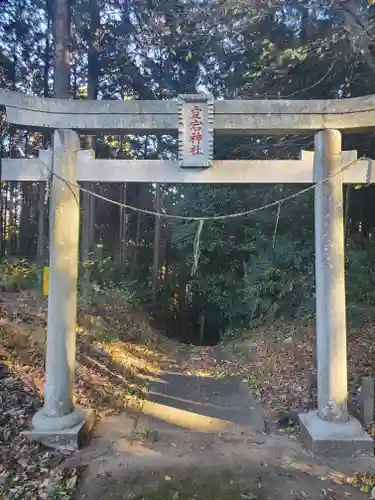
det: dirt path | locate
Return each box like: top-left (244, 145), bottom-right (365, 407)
top-left (70, 410), bottom-right (374, 500)
top-left (67, 345), bottom-right (374, 500)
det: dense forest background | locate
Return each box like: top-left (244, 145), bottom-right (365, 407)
top-left (1, 0), bottom-right (375, 344)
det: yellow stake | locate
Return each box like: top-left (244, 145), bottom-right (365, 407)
top-left (43, 267), bottom-right (49, 296)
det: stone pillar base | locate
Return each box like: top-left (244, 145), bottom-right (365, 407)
top-left (23, 408), bottom-right (95, 452)
top-left (299, 411), bottom-right (373, 457)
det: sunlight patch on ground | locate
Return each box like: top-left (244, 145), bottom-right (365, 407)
top-left (137, 400), bottom-right (233, 432)
top-left (111, 440), bottom-right (162, 457)
top-left (100, 341), bottom-right (163, 375)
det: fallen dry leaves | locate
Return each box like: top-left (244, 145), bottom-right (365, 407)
top-left (231, 324), bottom-right (318, 420)
top-left (216, 321), bottom-right (375, 431)
top-left (0, 360), bottom-right (86, 499)
top-left (0, 291), bottom-right (172, 499)
top-left (175, 321), bottom-right (375, 434)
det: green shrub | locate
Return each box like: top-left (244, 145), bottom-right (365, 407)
top-left (242, 236), bottom-right (315, 326)
top-left (0, 258), bottom-right (42, 292)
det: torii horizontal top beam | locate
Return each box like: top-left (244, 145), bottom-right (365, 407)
top-left (1, 89), bottom-right (375, 135)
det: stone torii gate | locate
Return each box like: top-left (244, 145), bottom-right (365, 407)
top-left (0, 90), bottom-right (374, 456)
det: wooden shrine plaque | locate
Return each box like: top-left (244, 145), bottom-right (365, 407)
top-left (178, 94), bottom-right (213, 168)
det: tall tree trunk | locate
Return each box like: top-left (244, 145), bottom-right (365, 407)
top-left (37, 182), bottom-right (46, 263)
top-left (0, 188), bottom-right (4, 258)
top-left (344, 185), bottom-right (351, 244)
top-left (4, 34), bottom-right (19, 257)
top-left (119, 183), bottom-right (128, 273)
top-left (4, 184), bottom-right (9, 256)
top-left (152, 135), bottom-right (163, 300)
top-left (6, 129), bottom-right (18, 256)
top-left (53, 0), bottom-right (71, 98)
top-left (72, 58), bottom-right (78, 98)
top-left (38, 0), bottom-right (52, 264)
top-left (86, 0), bottom-right (100, 139)
top-left (7, 183), bottom-right (17, 256)
top-left (81, 0), bottom-right (100, 261)
top-left (130, 138), bottom-right (149, 279)
top-left (20, 182), bottom-right (33, 257)
top-left (152, 184), bottom-right (162, 301)
top-left (0, 171), bottom-right (4, 257)
top-left (131, 186), bottom-right (142, 280)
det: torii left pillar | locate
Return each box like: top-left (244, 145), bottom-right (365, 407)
top-left (24, 129), bottom-right (95, 451)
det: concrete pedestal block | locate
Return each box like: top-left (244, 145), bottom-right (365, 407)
top-left (299, 411), bottom-right (373, 457)
top-left (23, 408), bottom-right (95, 452)
top-left (360, 377), bottom-right (375, 425)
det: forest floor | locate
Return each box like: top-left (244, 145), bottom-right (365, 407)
top-left (0, 291), bottom-right (375, 499)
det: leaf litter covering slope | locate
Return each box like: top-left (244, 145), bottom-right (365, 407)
top-left (0, 291), bottom-right (175, 499)
top-left (219, 322), bottom-right (375, 432)
top-left (172, 322), bottom-right (375, 434)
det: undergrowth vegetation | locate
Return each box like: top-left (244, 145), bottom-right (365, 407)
top-left (2, 240), bottom-right (375, 345)
top-left (0, 258), bottom-right (42, 292)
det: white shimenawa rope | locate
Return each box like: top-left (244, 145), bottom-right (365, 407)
top-left (46, 155), bottom-right (365, 274)
top-left (272, 202), bottom-right (282, 249)
top-left (191, 219), bottom-right (204, 276)
top-left (50, 155), bottom-right (364, 222)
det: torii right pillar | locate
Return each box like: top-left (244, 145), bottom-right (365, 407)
top-left (298, 129), bottom-right (373, 457)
